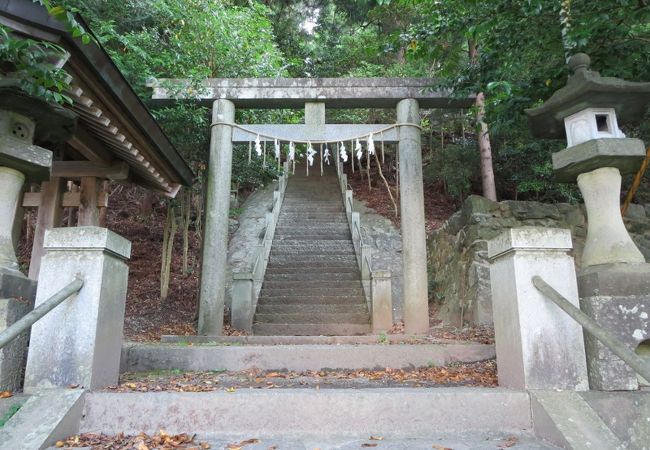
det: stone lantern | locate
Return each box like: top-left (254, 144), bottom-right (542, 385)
top-left (0, 86), bottom-right (76, 390)
top-left (526, 54), bottom-right (650, 390)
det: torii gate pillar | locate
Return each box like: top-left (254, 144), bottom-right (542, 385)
top-left (199, 99), bottom-right (235, 335)
top-left (398, 98), bottom-right (429, 334)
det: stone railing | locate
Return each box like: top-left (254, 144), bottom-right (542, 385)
top-left (338, 172), bottom-right (392, 332)
top-left (230, 162), bottom-right (289, 332)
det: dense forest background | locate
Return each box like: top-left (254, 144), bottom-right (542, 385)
top-left (30, 0), bottom-right (650, 204)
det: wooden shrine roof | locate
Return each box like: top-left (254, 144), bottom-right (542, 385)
top-left (0, 0), bottom-right (194, 196)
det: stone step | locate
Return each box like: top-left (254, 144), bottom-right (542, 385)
top-left (268, 254), bottom-right (358, 264)
top-left (260, 287), bottom-right (364, 297)
top-left (257, 295), bottom-right (365, 305)
top-left (255, 303), bottom-right (368, 315)
top-left (270, 246), bottom-right (354, 256)
top-left (274, 234), bottom-right (352, 241)
top-left (122, 342), bottom-right (496, 372)
top-left (276, 224), bottom-right (351, 232)
top-left (254, 312), bottom-right (370, 324)
top-left (78, 389), bottom-right (532, 439)
top-left (263, 272), bottom-right (360, 281)
top-left (265, 266), bottom-right (359, 274)
top-left (253, 322), bottom-right (372, 336)
top-left (262, 280), bottom-right (362, 289)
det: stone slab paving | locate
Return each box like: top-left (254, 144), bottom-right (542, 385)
top-left (199, 434), bottom-right (559, 449)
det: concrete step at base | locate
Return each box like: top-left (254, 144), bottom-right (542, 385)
top-left (262, 280), bottom-right (362, 289)
top-left (79, 389), bottom-right (532, 439)
top-left (254, 312), bottom-right (370, 324)
top-left (276, 224), bottom-right (351, 232)
top-left (253, 322), bottom-right (371, 336)
top-left (122, 342), bottom-right (496, 372)
top-left (258, 295), bottom-right (366, 305)
top-left (256, 303), bottom-right (368, 315)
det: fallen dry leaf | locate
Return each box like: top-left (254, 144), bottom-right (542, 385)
top-left (369, 436), bottom-right (384, 440)
top-left (499, 436), bottom-right (519, 448)
top-left (432, 445), bottom-right (453, 450)
top-left (362, 444), bottom-right (378, 448)
top-left (0, 391), bottom-right (13, 399)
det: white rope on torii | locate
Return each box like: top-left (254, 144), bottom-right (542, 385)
top-left (211, 120), bottom-right (421, 172)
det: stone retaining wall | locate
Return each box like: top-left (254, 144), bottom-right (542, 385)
top-left (428, 195), bottom-right (650, 326)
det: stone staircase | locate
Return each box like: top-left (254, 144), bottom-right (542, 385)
top-left (253, 164), bottom-right (371, 335)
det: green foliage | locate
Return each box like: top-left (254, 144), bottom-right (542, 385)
top-left (231, 147), bottom-right (283, 193)
top-left (0, 26), bottom-right (73, 104)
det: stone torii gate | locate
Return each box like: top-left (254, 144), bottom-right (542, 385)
top-left (151, 78), bottom-right (473, 335)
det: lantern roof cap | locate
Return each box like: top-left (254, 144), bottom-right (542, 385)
top-left (525, 53), bottom-right (650, 139)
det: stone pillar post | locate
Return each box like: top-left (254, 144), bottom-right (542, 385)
top-left (578, 167), bottom-right (644, 267)
top-left (24, 227), bottom-right (131, 392)
top-left (0, 167), bottom-right (25, 273)
top-left (488, 227), bottom-right (589, 390)
top-left (397, 98), bottom-right (429, 334)
top-left (199, 99), bottom-right (235, 335)
top-left (371, 270), bottom-right (393, 333)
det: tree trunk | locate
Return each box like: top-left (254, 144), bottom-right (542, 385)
top-left (160, 203), bottom-right (178, 302)
top-left (141, 190), bottom-right (154, 216)
top-left (181, 189), bottom-right (191, 276)
top-left (469, 40), bottom-right (498, 202)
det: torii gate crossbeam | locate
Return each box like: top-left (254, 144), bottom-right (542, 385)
top-left (152, 78), bottom-right (473, 336)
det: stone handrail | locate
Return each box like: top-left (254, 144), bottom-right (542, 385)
top-left (533, 275), bottom-right (650, 383)
top-left (338, 172), bottom-right (393, 332)
top-left (0, 277), bottom-right (83, 350)
top-left (231, 162), bottom-right (289, 332)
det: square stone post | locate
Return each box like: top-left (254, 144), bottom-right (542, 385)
top-left (199, 99), bottom-right (235, 335)
top-left (231, 272), bottom-right (254, 333)
top-left (397, 98), bottom-right (429, 334)
top-left (371, 270), bottom-right (393, 333)
top-left (24, 227), bottom-right (131, 392)
top-left (488, 227), bottom-right (589, 390)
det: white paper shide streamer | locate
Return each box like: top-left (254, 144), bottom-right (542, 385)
top-left (306, 141), bottom-right (317, 166)
top-left (355, 139), bottom-right (363, 160)
top-left (288, 141), bottom-right (295, 161)
top-left (274, 139), bottom-right (280, 159)
top-left (254, 135), bottom-right (262, 157)
top-left (367, 133), bottom-right (375, 156)
top-left (323, 145), bottom-right (331, 165)
top-left (339, 141), bottom-right (348, 162)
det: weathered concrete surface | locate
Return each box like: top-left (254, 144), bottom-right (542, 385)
top-left (531, 390), bottom-right (623, 450)
top-left (150, 77), bottom-right (474, 109)
top-left (24, 227), bottom-right (130, 392)
top-left (397, 99), bottom-right (429, 334)
top-left (159, 334), bottom-right (479, 345)
top-left (122, 342), bottom-right (495, 372)
top-left (371, 270), bottom-right (392, 332)
top-left (488, 228), bottom-right (589, 390)
top-left (80, 388), bottom-right (531, 438)
top-left (0, 270), bottom-right (36, 391)
top-left (578, 167), bottom-right (645, 267)
top-left (225, 181), bottom-right (277, 310)
top-left (552, 138), bottom-right (645, 182)
top-left (199, 99), bottom-right (235, 335)
top-left (0, 388), bottom-right (85, 450)
top-left (577, 264), bottom-right (650, 390)
top-left (581, 391), bottom-right (650, 450)
top-left (354, 200), bottom-right (403, 322)
top-left (196, 434), bottom-right (557, 449)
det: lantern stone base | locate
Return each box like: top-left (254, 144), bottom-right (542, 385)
top-left (578, 263), bottom-right (650, 390)
top-left (552, 138), bottom-right (645, 183)
top-left (0, 268), bottom-right (37, 391)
